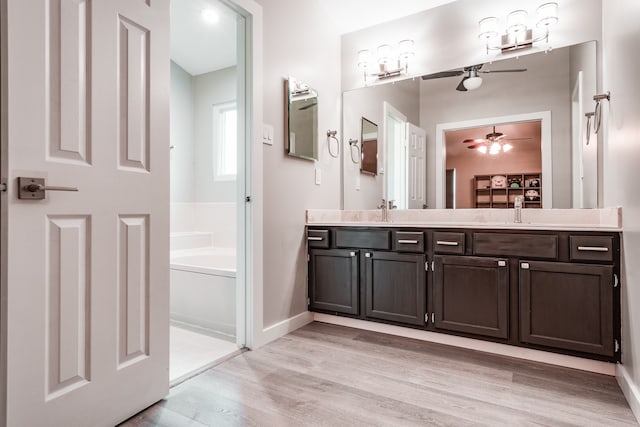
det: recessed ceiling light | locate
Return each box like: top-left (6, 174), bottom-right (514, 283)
top-left (201, 8), bottom-right (219, 24)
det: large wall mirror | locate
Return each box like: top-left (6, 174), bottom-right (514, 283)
top-left (285, 76), bottom-right (318, 161)
top-left (360, 117), bottom-right (378, 175)
top-left (342, 41), bottom-right (598, 210)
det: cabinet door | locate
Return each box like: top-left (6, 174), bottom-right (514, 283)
top-left (364, 252), bottom-right (426, 326)
top-left (519, 261), bottom-right (613, 356)
top-left (433, 255), bottom-right (509, 339)
top-left (309, 249), bottom-right (359, 315)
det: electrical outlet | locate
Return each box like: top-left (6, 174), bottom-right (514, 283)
top-left (315, 168), bottom-right (321, 185)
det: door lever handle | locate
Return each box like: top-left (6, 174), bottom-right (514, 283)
top-left (18, 177), bottom-right (78, 199)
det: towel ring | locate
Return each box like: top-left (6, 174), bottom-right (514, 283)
top-left (326, 130), bottom-right (339, 158)
top-left (348, 139), bottom-right (360, 164)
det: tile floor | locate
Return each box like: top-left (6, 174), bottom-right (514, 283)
top-left (170, 325), bottom-right (240, 384)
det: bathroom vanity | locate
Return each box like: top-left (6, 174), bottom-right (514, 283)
top-left (306, 209), bottom-right (622, 362)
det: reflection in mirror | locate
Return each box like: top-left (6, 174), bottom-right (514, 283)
top-left (360, 117), bottom-right (378, 175)
top-left (285, 76), bottom-right (318, 161)
top-left (342, 41), bottom-right (597, 209)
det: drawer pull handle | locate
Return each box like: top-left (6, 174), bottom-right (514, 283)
top-left (398, 239), bottom-right (419, 244)
top-left (498, 260), bottom-right (506, 267)
top-left (307, 236), bottom-right (324, 241)
top-left (350, 251), bottom-right (356, 257)
top-left (521, 262), bottom-right (530, 269)
top-left (436, 240), bottom-right (459, 246)
top-left (577, 246), bottom-right (609, 252)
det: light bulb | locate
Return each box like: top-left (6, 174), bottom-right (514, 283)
top-left (478, 145), bottom-right (487, 154)
top-left (503, 143), bottom-right (513, 152)
top-left (201, 8), bottom-right (219, 24)
top-left (489, 142), bottom-right (501, 155)
top-left (463, 76), bottom-right (483, 90)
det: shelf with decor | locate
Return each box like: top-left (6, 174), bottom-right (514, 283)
top-left (474, 172), bottom-right (541, 208)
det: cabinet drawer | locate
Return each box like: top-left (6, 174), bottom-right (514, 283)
top-left (307, 229), bottom-right (329, 248)
top-left (473, 233), bottom-right (558, 259)
top-left (433, 232), bottom-right (465, 254)
top-left (335, 229), bottom-right (390, 250)
top-left (393, 231), bottom-right (424, 252)
top-left (570, 236), bottom-right (614, 263)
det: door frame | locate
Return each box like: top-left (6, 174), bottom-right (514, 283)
top-left (434, 111), bottom-right (552, 209)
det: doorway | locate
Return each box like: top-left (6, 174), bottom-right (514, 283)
top-left (168, 0), bottom-right (245, 384)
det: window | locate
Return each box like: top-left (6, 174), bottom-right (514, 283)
top-left (213, 101), bottom-right (237, 180)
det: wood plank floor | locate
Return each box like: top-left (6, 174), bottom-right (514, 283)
top-left (121, 322), bottom-right (637, 426)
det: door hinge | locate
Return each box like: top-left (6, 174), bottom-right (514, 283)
top-left (245, 196), bottom-right (251, 203)
top-left (614, 273), bottom-right (619, 288)
top-left (615, 339), bottom-right (620, 353)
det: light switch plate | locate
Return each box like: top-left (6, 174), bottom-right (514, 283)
top-left (262, 124), bottom-right (274, 145)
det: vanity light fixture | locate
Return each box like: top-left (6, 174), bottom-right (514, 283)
top-left (357, 39), bottom-right (414, 84)
top-left (478, 2), bottom-right (558, 55)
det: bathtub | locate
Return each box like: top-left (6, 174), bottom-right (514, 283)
top-left (170, 247), bottom-right (236, 339)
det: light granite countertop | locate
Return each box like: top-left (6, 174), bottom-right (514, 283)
top-left (306, 208), bottom-right (622, 232)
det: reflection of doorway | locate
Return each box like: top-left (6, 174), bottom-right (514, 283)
top-left (384, 102), bottom-right (408, 209)
top-left (446, 169), bottom-right (456, 208)
top-left (435, 111), bottom-right (552, 209)
top-left (445, 121), bottom-right (542, 209)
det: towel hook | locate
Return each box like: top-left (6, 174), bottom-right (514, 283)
top-left (326, 130), bottom-right (339, 158)
top-left (348, 139), bottom-right (360, 164)
top-left (593, 91), bottom-right (610, 135)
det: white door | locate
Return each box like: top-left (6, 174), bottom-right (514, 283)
top-left (407, 123), bottom-right (426, 209)
top-left (2, 0), bottom-right (170, 425)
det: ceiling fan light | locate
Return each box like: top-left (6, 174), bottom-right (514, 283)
top-left (489, 142), bottom-right (501, 155)
top-left (503, 143), bottom-right (513, 152)
top-left (477, 145), bottom-right (487, 154)
top-left (463, 76), bottom-right (483, 90)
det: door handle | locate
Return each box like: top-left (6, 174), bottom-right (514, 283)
top-left (18, 177), bottom-right (78, 200)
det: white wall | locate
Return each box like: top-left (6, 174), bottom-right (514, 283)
top-left (602, 0), bottom-right (640, 419)
top-left (343, 79), bottom-right (420, 210)
top-left (170, 61), bottom-right (195, 203)
top-left (255, 0), bottom-right (342, 328)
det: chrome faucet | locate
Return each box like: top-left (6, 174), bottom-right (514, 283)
top-left (377, 198), bottom-right (388, 222)
top-left (514, 196), bottom-right (523, 223)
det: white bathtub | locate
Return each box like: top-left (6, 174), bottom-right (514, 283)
top-left (170, 247), bottom-right (236, 339)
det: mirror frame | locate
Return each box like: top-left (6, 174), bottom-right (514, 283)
top-left (284, 76), bottom-right (318, 161)
top-left (360, 117), bottom-right (378, 176)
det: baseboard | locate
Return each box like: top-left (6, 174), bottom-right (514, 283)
top-left (260, 311), bottom-right (314, 345)
top-left (617, 365), bottom-right (640, 423)
top-left (314, 313), bottom-right (616, 376)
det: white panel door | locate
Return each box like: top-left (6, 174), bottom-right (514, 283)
top-left (4, 0), bottom-right (170, 425)
top-left (407, 123), bottom-right (426, 209)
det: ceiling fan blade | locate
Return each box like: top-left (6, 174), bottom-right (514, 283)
top-left (479, 68), bottom-right (528, 74)
top-left (421, 70), bottom-right (465, 80)
top-left (462, 138), bottom-right (487, 144)
top-left (456, 76), bottom-right (468, 91)
top-left (467, 143), bottom-right (484, 149)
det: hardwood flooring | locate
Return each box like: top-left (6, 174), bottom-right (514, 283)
top-left (121, 322), bottom-right (637, 426)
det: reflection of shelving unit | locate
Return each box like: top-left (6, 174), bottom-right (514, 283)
top-left (474, 173), bottom-right (541, 208)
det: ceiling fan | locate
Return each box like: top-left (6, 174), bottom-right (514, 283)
top-left (463, 125), bottom-right (532, 154)
top-left (421, 63), bottom-right (527, 91)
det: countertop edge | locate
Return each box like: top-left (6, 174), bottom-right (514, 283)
top-left (305, 222), bottom-right (622, 232)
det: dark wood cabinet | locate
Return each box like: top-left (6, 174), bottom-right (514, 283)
top-left (364, 251), bottom-right (426, 326)
top-left (519, 260), bottom-right (614, 357)
top-left (309, 249), bottom-right (359, 315)
top-left (433, 255), bottom-right (509, 339)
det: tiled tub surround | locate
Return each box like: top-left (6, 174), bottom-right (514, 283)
top-left (171, 202), bottom-right (237, 248)
top-left (306, 207), bottom-right (621, 231)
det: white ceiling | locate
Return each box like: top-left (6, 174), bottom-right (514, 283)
top-left (170, 0), bottom-right (238, 76)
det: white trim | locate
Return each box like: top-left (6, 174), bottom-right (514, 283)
top-left (260, 311), bottom-right (314, 344)
top-left (314, 313), bottom-right (616, 376)
top-left (383, 102), bottom-right (408, 207)
top-left (435, 111), bottom-right (553, 209)
top-left (617, 365), bottom-right (640, 423)
top-left (571, 72), bottom-right (584, 208)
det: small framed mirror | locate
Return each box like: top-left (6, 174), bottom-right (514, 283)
top-left (360, 117), bottom-right (378, 175)
top-left (285, 76), bottom-right (318, 161)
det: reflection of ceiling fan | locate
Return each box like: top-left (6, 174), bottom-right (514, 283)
top-left (463, 126), bottom-right (532, 154)
top-left (421, 63), bottom-right (527, 91)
